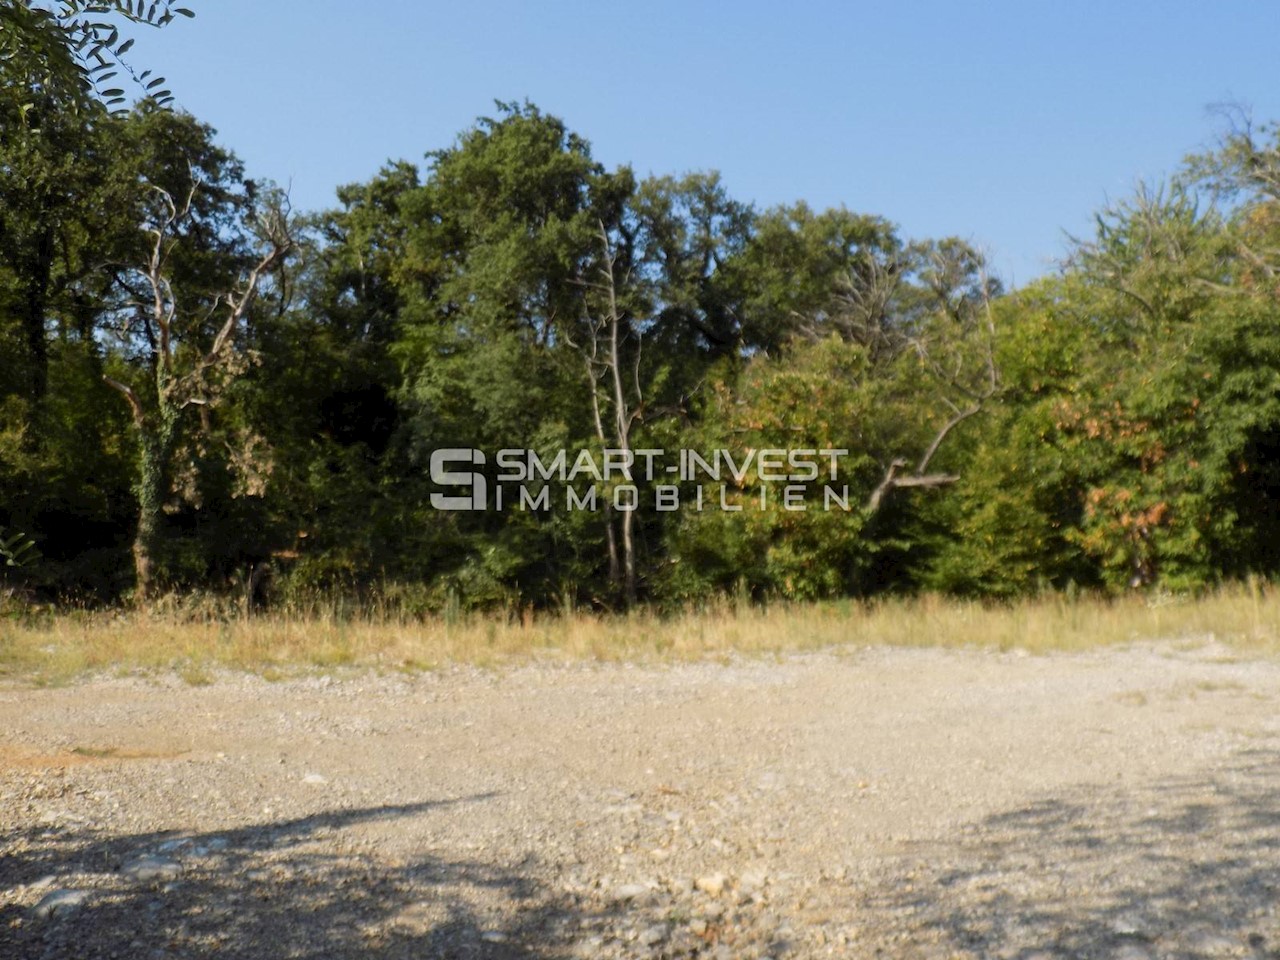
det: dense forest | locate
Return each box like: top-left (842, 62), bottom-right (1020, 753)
top-left (3, 4), bottom-right (1280, 612)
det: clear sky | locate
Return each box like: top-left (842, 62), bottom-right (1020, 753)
top-left (125, 1), bottom-right (1279, 287)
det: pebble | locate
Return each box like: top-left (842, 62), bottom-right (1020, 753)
top-left (638, 924), bottom-right (667, 946)
top-left (699, 900), bottom-right (726, 920)
top-left (122, 854), bottom-right (182, 881)
top-left (1181, 929), bottom-right (1241, 955)
top-left (611, 883), bottom-right (650, 902)
top-left (1110, 914), bottom-right (1147, 937)
top-left (695, 872), bottom-right (727, 897)
top-left (33, 889), bottom-right (89, 919)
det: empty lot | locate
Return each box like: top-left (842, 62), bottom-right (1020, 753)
top-left (3, 641), bottom-right (1279, 959)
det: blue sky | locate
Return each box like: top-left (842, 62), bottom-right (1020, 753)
top-left (127, 2), bottom-right (1279, 287)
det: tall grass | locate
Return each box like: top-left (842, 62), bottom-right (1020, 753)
top-left (1, 581), bottom-right (1278, 685)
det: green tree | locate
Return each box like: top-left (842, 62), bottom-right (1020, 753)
top-left (390, 103), bottom-right (631, 606)
top-left (95, 109), bottom-right (291, 600)
top-left (242, 163), bottom-right (417, 596)
top-left (663, 217), bottom-right (1000, 601)
top-left (0, 103), bottom-right (158, 597)
top-left (928, 178), bottom-right (1280, 594)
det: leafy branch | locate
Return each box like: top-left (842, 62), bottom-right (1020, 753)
top-left (0, 1), bottom-right (194, 115)
top-left (0, 526), bottom-right (39, 568)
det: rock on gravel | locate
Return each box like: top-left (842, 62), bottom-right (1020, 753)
top-left (695, 871), bottom-right (727, 896)
top-left (610, 882), bottom-right (651, 902)
top-left (121, 854), bottom-right (182, 881)
top-left (32, 888), bottom-right (89, 919)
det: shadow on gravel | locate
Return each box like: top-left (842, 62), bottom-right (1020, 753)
top-left (0, 795), bottom-right (607, 959)
top-left (869, 746), bottom-right (1280, 959)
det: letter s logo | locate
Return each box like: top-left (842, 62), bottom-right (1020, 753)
top-left (430, 449), bottom-right (487, 510)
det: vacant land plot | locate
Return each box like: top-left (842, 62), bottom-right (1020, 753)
top-left (3, 641), bottom-right (1279, 958)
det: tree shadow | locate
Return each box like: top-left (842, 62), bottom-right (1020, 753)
top-left (865, 745), bottom-right (1280, 958)
top-left (0, 794), bottom-right (613, 959)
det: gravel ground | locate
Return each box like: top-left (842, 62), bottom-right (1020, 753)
top-left (3, 640), bottom-right (1280, 958)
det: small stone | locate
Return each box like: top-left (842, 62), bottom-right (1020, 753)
top-left (480, 931), bottom-right (507, 943)
top-left (1110, 914), bottom-right (1146, 937)
top-left (611, 883), bottom-right (650, 902)
top-left (638, 924), bottom-right (667, 946)
top-left (699, 900), bottom-right (725, 920)
top-left (33, 889), bottom-right (89, 919)
top-left (1111, 946), bottom-right (1154, 960)
top-left (1181, 929), bottom-right (1239, 955)
top-left (136, 856), bottom-right (181, 879)
top-left (695, 872), bottom-right (727, 897)
top-left (739, 869), bottom-right (767, 891)
top-left (301, 772), bottom-right (328, 785)
top-left (122, 855), bottom-right (182, 882)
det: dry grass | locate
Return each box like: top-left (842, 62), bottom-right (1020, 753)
top-left (1, 580), bottom-right (1278, 685)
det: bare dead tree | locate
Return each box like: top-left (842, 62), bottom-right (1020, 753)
top-left (788, 247), bottom-right (908, 364)
top-left (103, 180), bottom-right (292, 602)
top-left (568, 221), bottom-right (646, 606)
top-left (865, 254), bottom-right (1001, 516)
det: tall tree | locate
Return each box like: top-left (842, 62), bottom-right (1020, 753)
top-left (569, 221), bottom-right (648, 605)
top-left (98, 110), bottom-right (292, 600)
top-left (392, 102), bottom-right (627, 606)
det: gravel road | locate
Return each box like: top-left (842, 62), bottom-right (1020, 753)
top-left (3, 640), bottom-right (1280, 958)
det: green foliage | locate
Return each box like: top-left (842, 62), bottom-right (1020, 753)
top-left (0, 0), bottom-right (191, 116)
top-left (921, 280), bottom-right (1101, 595)
top-left (927, 178), bottom-right (1280, 595)
top-left (4, 93), bottom-right (1280, 609)
top-left (0, 525), bottom-right (38, 567)
top-left (661, 339), bottom-right (873, 601)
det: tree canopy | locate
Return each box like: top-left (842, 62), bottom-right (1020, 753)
top-left (3, 76), bottom-right (1280, 609)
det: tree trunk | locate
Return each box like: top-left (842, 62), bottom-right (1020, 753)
top-left (20, 224), bottom-right (53, 410)
top-left (621, 505), bottom-right (637, 606)
top-left (130, 418), bottom-right (175, 604)
top-left (603, 508), bottom-right (621, 586)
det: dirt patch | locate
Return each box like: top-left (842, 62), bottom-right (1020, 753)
top-left (0, 743), bottom-right (187, 771)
